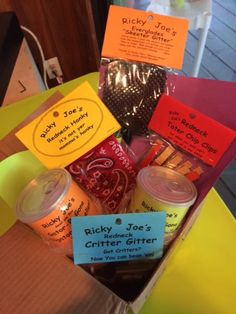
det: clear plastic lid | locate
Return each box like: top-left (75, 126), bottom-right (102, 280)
top-left (15, 168), bottom-right (72, 223)
top-left (137, 166), bottom-right (197, 208)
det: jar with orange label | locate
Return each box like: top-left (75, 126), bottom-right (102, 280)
top-left (15, 168), bottom-right (101, 255)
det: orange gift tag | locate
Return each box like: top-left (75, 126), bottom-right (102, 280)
top-left (102, 5), bottom-right (189, 69)
top-left (15, 82), bottom-right (121, 169)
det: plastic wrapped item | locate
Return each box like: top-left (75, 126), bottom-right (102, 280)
top-left (99, 58), bottom-right (167, 142)
top-left (119, 135), bottom-right (152, 165)
top-left (99, 4), bottom-right (189, 143)
top-left (129, 166), bottom-right (197, 245)
top-left (139, 133), bottom-right (209, 182)
top-left (67, 135), bottom-right (137, 214)
top-left (15, 168), bottom-right (101, 255)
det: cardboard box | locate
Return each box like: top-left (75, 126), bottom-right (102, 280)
top-left (0, 73), bottom-right (236, 313)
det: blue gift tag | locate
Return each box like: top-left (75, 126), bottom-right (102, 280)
top-left (71, 212), bottom-right (166, 265)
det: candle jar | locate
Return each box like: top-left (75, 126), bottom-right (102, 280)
top-left (129, 166), bottom-right (197, 245)
top-left (15, 168), bottom-right (100, 255)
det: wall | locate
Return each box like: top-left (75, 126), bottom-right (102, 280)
top-left (0, 0), bottom-right (100, 86)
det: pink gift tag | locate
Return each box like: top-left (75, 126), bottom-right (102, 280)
top-left (67, 136), bottom-right (137, 213)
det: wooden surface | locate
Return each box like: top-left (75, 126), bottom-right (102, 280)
top-left (135, 0), bottom-right (236, 82)
top-left (0, 0), bottom-right (100, 84)
top-left (183, 0), bottom-right (236, 82)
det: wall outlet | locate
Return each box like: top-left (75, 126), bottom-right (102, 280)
top-left (45, 57), bottom-right (63, 79)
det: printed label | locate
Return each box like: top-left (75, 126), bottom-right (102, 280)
top-left (72, 212), bottom-right (166, 264)
top-left (102, 5), bottom-right (188, 69)
top-left (148, 94), bottom-right (236, 166)
top-left (16, 82), bottom-right (121, 168)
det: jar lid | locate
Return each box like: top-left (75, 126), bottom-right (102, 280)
top-left (137, 166), bottom-right (197, 208)
top-left (15, 168), bottom-right (72, 223)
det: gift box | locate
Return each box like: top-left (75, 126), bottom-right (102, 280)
top-left (0, 72), bottom-right (236, 313)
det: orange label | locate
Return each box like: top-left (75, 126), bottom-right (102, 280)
top-left (15, 82), bottom-right (121, 169)
top-left (102, 5), bottom-right (188, 69)
top-left (29, 181), bottom-right (100, 251)
top-left (148, 94), bottom-right (236, 166)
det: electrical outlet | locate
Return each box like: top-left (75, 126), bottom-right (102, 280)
top-left (45, 57), bottom-right (63, 79)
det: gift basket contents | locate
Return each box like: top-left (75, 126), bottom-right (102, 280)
top-left (98, 3), bottom-right (188, 144)
top-left (139, 133), bottom-right (208, 182)
top-left (98, 58), bottom-right (167, 142)
top-left (8, 5), bottom-right (236, 302)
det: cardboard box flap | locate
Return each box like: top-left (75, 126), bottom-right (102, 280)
top-left (0, 222), bottom-right (127, 314)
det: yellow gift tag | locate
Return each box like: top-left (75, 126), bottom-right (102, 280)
top-left (16, 82), bottom-right (121, 168)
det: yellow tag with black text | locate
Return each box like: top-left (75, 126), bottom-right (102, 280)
top-left (16, 82), bottom-right (121, 168)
